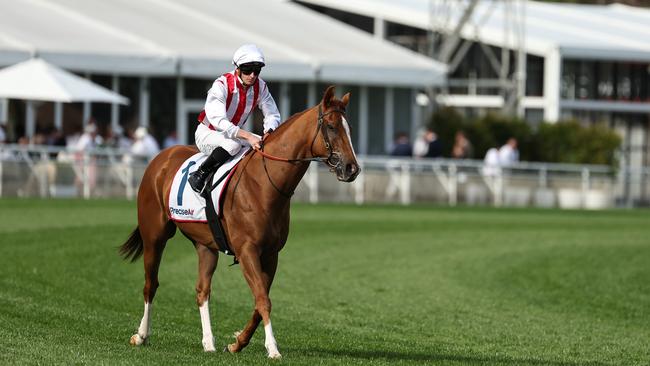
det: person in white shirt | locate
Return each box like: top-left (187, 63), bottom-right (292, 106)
top-left (498, 137), bottom-right (519, 166)
top-left (482, 147), bottom-right (501, 177)
top-left (74, 122), bottom-right (102, 152)
top-left (188, 44), bottom-right (281, 193)
top-left (131, 126), bottom-right (160, 161)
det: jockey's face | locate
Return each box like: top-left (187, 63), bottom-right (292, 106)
top-left (237, 62), bottom-right (262, 87)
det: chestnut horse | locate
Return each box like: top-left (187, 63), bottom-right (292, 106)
top-left (119, 86), bottom-right (359, 358)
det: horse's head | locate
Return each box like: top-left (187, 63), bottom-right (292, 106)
top-left (315, 86), bottom-right (360, 182)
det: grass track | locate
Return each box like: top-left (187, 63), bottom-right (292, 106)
top-left (0, 199), bottom-right (648, 365)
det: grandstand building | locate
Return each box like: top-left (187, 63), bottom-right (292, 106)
top-left (292, 0), bottom-right (650, 173)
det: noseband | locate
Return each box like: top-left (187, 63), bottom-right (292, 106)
top-left (253, 105), bottom-right (347, 197)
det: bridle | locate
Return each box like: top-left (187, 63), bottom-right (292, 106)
top-left (253, 105), bottom-right (347, 197)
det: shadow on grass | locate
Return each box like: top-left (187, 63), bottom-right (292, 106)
top-left (300, 348), bottom-right (609, 366)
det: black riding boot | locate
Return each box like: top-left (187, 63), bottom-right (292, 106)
top-left (188, 147), bottom-right (232, 193)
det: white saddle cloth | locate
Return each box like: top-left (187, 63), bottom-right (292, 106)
top-left (168, 147), bottom-right (249, 222)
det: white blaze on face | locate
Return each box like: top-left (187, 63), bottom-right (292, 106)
top-left (341, 117), bottom-right (358, 160)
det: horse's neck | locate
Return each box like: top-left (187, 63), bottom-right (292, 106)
top-left (259, 107), bottom-right (318, 196)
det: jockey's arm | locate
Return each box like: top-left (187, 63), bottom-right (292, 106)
top-left (258, 84), bottom-right (281, 133)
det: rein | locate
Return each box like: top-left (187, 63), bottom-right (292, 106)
top-left (254, 105), bottom-right (346, 197)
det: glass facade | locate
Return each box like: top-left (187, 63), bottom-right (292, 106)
top-left (367, 87), bottom-right (386, 155)
top-left (562, 59), bottom-right (650, 102)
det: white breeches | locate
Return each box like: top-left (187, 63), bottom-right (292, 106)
top-left (195, 123), bottom-right (243, 156)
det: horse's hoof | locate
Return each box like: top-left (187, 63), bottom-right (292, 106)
top-left (129, 334), bottom-right (145, 346)
top-left (225, 343), bottom-right (238, 353)
top-left (266, 342), bottom-right (281, 359)
top-left (202, 337), bottom-right (216, 352)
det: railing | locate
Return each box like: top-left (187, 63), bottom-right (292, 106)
top-left (1, 144), bottom-right (649, 208)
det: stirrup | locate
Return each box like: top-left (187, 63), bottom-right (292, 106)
top-left (188, 171), bottom-right (209, 193)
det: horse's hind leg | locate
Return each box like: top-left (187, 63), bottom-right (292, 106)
top-left (130, 221), bottom-right (175, 346)
top-left (228, 250), bottom-right (279, 358)
top-left (195, 244), bottom-right (219, 352)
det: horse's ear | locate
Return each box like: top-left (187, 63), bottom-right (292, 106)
top-left (341, 92), bottom-right (350, 107)
top-left (322, 85), bottom-right (336, 108)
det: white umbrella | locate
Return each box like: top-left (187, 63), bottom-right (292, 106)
top-left (0, 58), bottom-right (129, 139)
top-left (0, 58), bottom-right (128, 104)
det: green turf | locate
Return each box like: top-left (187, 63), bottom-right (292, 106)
top-left (0, 198), bottom-right (648, 365)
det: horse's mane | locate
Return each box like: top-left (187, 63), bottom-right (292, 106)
top-left (263, 107), bottom-right (313, 145)
top-left (264, 97), bottom-right (347, 145)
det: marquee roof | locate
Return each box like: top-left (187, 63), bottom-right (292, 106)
top-left (295, 0), bottom-right (650, 61)
top-left (0, 0), bottom-right (446, 86)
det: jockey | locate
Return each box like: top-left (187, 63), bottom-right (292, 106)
top-left (188, 44), bottom-right (281, 193)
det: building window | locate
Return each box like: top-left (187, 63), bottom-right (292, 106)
top-left (526, 55), bottom-right (544, 97)
top-left (367, 87), bottom-right (386, 155)
top-left (597, 62), bottom-right (615, 100)
top-left (616, 63), bottom-right (632, 101)
top-left (561, 60), bottom-right (576, 99)
top-left (577, 61), bottom-right (596, 100)
top-left (524, 108), bottom-right (544, 126)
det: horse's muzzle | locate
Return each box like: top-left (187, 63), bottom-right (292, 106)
top-left (336, 162), bottom-right (360, 182)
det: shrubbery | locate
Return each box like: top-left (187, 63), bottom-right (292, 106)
top-left (427, 107), bottom-right (621, 166)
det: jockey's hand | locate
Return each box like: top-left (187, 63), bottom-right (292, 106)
top-left (247, 134), bottom-right (262, 150)
top-left (237, 129), bottom-right (262, 150)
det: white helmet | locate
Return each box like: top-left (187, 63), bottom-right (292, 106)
top-left (232, 44), bottom-right (265, 67)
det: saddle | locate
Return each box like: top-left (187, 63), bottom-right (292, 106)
top-left (168, 149), bottom-right (250, 262)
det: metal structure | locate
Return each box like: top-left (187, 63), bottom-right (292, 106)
top-left (429, 0), bottom-right (526, 117)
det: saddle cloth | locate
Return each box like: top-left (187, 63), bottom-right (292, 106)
top-left (168, 147), bottom-right (249, 222)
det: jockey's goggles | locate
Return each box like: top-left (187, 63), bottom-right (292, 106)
top-left (239, 62), bottom-right (263, 76)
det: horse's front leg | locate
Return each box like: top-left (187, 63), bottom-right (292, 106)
top-left (195, 244), bottom-right (219, 352)
top-left (229, 247), bottom-right (281, 358)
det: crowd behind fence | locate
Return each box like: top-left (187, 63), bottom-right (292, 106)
top-left (1, 144), bottom-right (648, 209)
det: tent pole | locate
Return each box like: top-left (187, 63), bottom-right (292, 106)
top-left (83, 73), bottom-right (92, 125)
top-left (111, 75), bottom-right (120, 132)
top-left (139, 77), bottom-right (150, 128)
top-left (26, 100), bottom-right (35, 143)
top-left (176, 75), bottom-right (186, 144)
top-left (54, 102), bottom-right (63, 130)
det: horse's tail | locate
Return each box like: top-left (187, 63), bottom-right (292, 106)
top-left (119, 226), bottom-right (144, 262)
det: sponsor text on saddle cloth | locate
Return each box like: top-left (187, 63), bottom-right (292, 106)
top-left (169, 146), bottom-right (249, 222)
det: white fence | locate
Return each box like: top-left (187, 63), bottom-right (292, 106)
top-left (1, 144), bottom-right (649, 209)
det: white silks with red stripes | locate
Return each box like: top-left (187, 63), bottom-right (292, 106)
top-left (198, 71), bottom-right (281, 139)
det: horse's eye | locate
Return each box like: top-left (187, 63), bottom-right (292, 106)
top-left (327, 124), bottom-right (336, 130)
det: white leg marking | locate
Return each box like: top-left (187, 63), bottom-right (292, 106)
top-left (342, 117), bottom-right (358, 159)
top-left (130, 302), bottom-right (152, 346)
top-left (264, 322), bottom-right (281, 359)
top-left (199, 300), bottom-right (216, 352)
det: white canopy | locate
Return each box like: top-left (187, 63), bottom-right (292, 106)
top-left (0, 58), bottom-right (128, 104)
top-left (296, 0), bottom-right (650, 61)
top-left (0, 0), bottom-right (446, 87)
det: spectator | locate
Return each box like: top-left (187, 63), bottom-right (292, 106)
top-left (413, 127), bottom-right (442, 158)
top-left (390, 132), bottom-right (412, 157)
top-left (163, 130), bottom-right (179, 149)
top-left (482, 147), bottom-right (501, 177)
top-left (73, 122), bottom-right (102, 152)
top-left (451, 131), bottom-right (473, 159)
top-left (105, 124), bottom-right (132, 150)
top-left (130, 126), bottom-right (160, 161)
top-left (71, 122), bottom-right (100, 196)
top-left (498, 137), bottom-right (519, 166)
